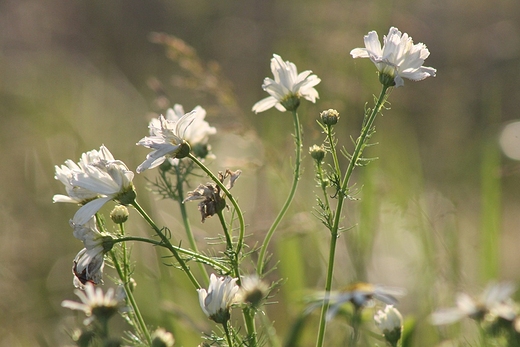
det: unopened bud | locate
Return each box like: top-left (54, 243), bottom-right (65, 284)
top-left (320, 109), bottom-right (340, 126)
top-left (110, 205), bottom-right (129, 224)
top-left (309, 144), bottom-right (326, 162)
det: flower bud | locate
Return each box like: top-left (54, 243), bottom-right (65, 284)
top-left (320, 109), bottom-right (340, 126)
top-left (110, 205), bottom-right (129, 224)
top-left (309, 145), bottom-right (326, 162)
top-left (151, 328), bottom-right (175, 347)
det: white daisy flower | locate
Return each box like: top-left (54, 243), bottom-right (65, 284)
top-left (151, 328), bottom-right (175, 347)
top-left (62, 282), bottom-right (124, 325)
top-left (252, 54), bottom-right (321, 113)
top-left (431, 281), bottom-right (517, 325)
top-left (350, 26), bottom-right (436, 87)
top-left (374, 305), bottom-right (403, 346)
top-left (136, 109), bottom-right (201, 173)
top-left (197, 273), bottom-right (239, 324)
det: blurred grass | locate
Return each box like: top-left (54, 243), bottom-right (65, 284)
top-left (1, 0), bottom-right (520, 346)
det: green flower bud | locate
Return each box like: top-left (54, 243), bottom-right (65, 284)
top-left (110, 205), bottom-right (129, 224)
top-left (309, 144), bottom-right (326, 162)
top-left (320, 109), bottom-right (340, 126)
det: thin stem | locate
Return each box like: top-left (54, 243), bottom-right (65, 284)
top-left (223, 321), bottom-right (234, 347)
top-left (110, 250), bottom-right (152, 345)
top-left (187, 154), bottom-right (246, 256)
top-left (243, 307), bottom-right (258, 347)
top-left (257, 109), bottom-right (302, 275)
top-left (174, 165), bottom-right (210, 284)
top-left (131, 200), bottom-right (201, 289)
top-left (217, 210), bottom-right (241, 280)
top-left (316, 85), bottom-right (389, 347)
top-left (113, 236), bottom-right (231, 273)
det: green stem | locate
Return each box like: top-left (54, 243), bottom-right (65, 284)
top-left (110, 250), bottom-right (152, 345)
top-left (217, 210), bottom-right (241, 280)
top-left (175, 165), bottom-right (210, 284)
top-left (131, 200), bottom-right (201, 289)
top-left (187, 154), bottom-right (246, 256)
top-left (113, 236), bottom-right (231, 273)
top-left (316, 85), bottom-right (389, 347)
top-left (223, 321), bottom-right (234, 347)
top-left (243, 307), bottom-right (258, 347)
top-left (257, 109), bottom-right (302, 275)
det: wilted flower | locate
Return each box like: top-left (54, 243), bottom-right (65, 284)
top-left (325, 282), bottom-right (406, 320)
top-left (183, 169), bottom-right (241, 222)
top-left (62, 282), bottom-right (124, 325)
top-left (197, 273), bottom-right (239, 324)
top-left (374, 305), bottom-right (403, 346)
top-left (350, 26), bottom-right (436, 87)
top-left (237, 275), bottom-right (270, 308)
top-left (70, 217), bottom-right (114, 288)
top-left (431, 281), bottom-right (517, 325)
top-left (151, 328), bottom-right (175, 347)
top-left (252, 54), bottom-right (320, 113)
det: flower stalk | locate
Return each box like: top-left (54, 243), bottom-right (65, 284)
top-left (316, 84), bottom-right (390, 347)
top-left (257, 109), bottom-right (302, 275)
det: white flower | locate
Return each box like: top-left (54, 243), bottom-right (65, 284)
top-left (53, 147), bottom-right (114, 205)
top-left (62, 282), bottom-right (123, 325)
top-left (237, 275), bottom-right (270, 307)
top-left (70, 217), bottom-right (113, 288)
top-left (252, 54), bottom-right (320, 113)
top-left (325, 282), bottom-right (406, 321)
top-left (136, 109), bottom-right (201, 173)
top-left (374, 305), bottom-right (403, 345)
top-left (431, 281), bottom-right (517, 325)
top-left (350, 27), bottom-right (436, 87)
top-left (197, 273), bottom-right (239, 324)
top-left (151, 328), bottom-right (175, 347)
top-left (69, 146), bottom-right (135, 225)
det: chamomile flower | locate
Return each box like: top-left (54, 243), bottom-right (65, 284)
top-left (62, 282), bottom-right (124, 325)
top-left (430, 281), bottom-right (517, 325)
top-left (136, 109), bottom-right (201, 173)
top-left (197, 273), bottom-right (239, 324)
top-left (252, 54), bottom-right (320, 113)
top-left (350, 27), bottom-right (436, 87)
top-left (374, 305), bottom-right (403, 346)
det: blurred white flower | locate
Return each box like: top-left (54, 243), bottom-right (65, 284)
top-left (252, 54), bottom-right (320, 113)
top-left (430, 281), bottom-right (517, 325)
top-left (136, 109), bottom-right (201, 173)
top-left (197, 273), bottom-right (239, 324)
top-left (325, 282), bottom-right (406, 320)
top-left (61, 282), bottom-right (124, 325)
top-left (350, 26), bottom-right (436, 87)
top-left (151, 327), bottom-right (175, 347)
top-left (374, 305), bottom-right (403, 346)
top-left (237, 274), bottom-right (270, 307)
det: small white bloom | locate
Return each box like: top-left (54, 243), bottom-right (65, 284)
top-left (197, 273), bottom-right (239, 324)
top-left (136, 109), bottom-right (201, 173)
top-left (350, 26), bottom-right (436, 87)
top-left (151, 327), bottom-right (175, 347)
top-left (237, 275), bottom-right (270, 307)
top-left (325, 282), bottom-right (406, 321)
top-left (69, 146), bottom-right (135, 225)
top-left (374, 305), bottom-right (403, 345)
top-left (252, 54), bottom-right (321, 113)
top-left (430, 281), bottom-right (517, 325)
top-left (62, 282), bottom-right (124, 325)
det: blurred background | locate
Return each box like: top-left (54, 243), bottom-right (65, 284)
top-left (2, 0), bottom-right (520, 345)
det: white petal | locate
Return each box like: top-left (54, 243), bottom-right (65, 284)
top-left (252, 96), bottom-right (279, 113)
top-left (73, 197), bottom-right (111, 225)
